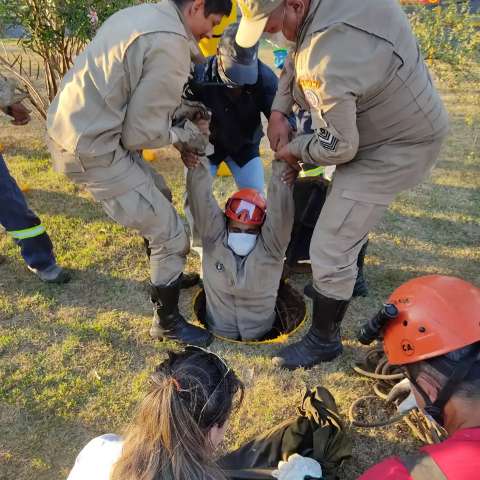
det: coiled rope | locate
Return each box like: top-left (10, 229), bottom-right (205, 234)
top-left (349, 345), bottom-right (446, 444)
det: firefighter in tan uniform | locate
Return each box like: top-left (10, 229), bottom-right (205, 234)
top-left (46, 0), bottom-right (233, 347)
top-left (186, 158), bottom-right (295, 340)
top-left (235, 0), bottom-right (449, 369)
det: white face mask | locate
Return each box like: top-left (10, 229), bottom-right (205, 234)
top-left (227, 232), bottom-right (258, 257)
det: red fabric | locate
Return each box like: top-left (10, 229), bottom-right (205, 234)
top-left (358, 428), bottom-right (480, 479)
top-left (358, 457), bottom-right (411, 479)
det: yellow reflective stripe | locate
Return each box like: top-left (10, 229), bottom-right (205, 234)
top-left (8, 224), bottom-right (46, 240)
top-left (299, 166), bottom-right (325, 178)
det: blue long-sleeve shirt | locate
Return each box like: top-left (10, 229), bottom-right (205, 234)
top-left (188, 57), bottom-right (278, 167)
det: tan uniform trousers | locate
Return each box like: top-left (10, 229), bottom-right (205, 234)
top-left (101, 161), bottom-right (189, 286)
top-left (47, 138), bottom-right (188, 286)
top-left (310, 187), bottom-right (388, 300)
top-left (311, 139), bottom-right (443, 300)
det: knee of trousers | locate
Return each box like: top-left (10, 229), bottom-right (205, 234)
top-left (148, 228), bottom-right (190, 260)
top-left (309, 189), bottom-right (389, 299)
top-left (310, 242), bottom-right (361, 300)
top-left (101, 181), bottom-right (190, 259)
top-left (148, 229), bottom-right (189, 286)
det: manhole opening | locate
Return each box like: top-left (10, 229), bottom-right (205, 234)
top-left (193, 282), bottom-right (307, 344)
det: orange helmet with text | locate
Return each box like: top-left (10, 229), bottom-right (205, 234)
top-left (383, 275), bottom-right (480, 365)
top-left (225, 189), bottom-right (266, 226)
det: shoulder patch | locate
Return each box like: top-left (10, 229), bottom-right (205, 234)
top-left (304, 89), bottom-right (320, 109)
top-left (316, 128), bottom-right (339, 152)
top-left (299, 78), bottom-right (322, 90)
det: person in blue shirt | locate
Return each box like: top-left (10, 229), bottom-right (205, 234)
top-left (185, 22), bottom-right (279, 193)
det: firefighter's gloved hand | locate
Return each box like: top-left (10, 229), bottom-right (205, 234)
top-left (171, 119), bottom-right (213, 156)
top-left (387, 378), bottom-right (418, 413)
top-left (272, 454), bottom-right (323, 480)
top-left (173, 99), bottom-right (210, 124)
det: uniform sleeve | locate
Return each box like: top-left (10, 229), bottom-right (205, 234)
top-left (186, 158), bottom-right (225, 242)
top-left (288, 99), bottom-right (359, 166)
top-left (287, 24), bottom-right (395, 166)
top-left (357, 456), bottom-right (412, 479)
top-left (257, 62), bottom-right (279, 120)
top-left (261, 160), bottom-right (295, 259)
top-left (271, 54), bottom-right (295, 116)
top-left (122, 32), bottom-right (190, 151)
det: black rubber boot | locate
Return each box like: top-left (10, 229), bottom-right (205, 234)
top-left (143, 238), bottom-right (199, 290)
top-left (272, 284), bottom-right (349, 370)
top-left (352, 240), bottom-right (369, 298)
top-left (150, 275), bottom-right (213, 347)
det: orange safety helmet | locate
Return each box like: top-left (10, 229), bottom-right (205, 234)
top-left (225, 189), bottom-right (267, 226)
top-left (383, 275), bottom-right (480, 366)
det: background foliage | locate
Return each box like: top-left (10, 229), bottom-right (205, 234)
top-left (409, 0), bottom-right (479, 75)
top-left (0, 0), bottom-right (137, 116)
top-left (0, 0), bottom-right (479, 120)
top-left (409, 0), bottom-right (480, 124)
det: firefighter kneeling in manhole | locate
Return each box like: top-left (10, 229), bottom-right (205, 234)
top-left (185, 153), bottom-right (298, 341)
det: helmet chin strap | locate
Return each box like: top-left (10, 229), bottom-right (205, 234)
top-left (407, 344), bottom-right (480, 426)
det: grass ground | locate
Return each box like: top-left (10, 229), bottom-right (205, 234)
top-left (0, 43), bottom-right (479, 479)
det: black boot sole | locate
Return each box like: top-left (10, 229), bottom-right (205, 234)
top-left (150, 325), bottom-right (213, 348)
top-left (273, 344), bottom-right (343, 370)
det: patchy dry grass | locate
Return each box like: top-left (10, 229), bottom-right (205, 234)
top-left (0, 44), bottom-right (479, 480)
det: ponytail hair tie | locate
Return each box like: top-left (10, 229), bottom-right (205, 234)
top-left (170, 377), bottom-right (181, 392)
top-left (149, 372), bottom-right (181, 392)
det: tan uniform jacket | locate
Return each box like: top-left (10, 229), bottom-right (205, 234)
top-left (272, 0), bottom-right (449, 198)
top-left (46, 0), bottom-right (201, 200)
top-left (187, 160), bottom-right (295, 340)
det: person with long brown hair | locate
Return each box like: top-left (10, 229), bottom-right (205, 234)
top-left (67, 346), bottom-right (244, 480)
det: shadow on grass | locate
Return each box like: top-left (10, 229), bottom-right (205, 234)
top-left (0, 401), bottom-right (102, 480)
top-left (0, 258), bottom-right (149, 314)
top-left (6, 145), bottom-right (50, 159)
top-left (23, 188), bottom-right (108, 224)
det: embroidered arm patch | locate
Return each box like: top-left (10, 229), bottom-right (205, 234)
top-left (316, 128), bottom-right (339, 152)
